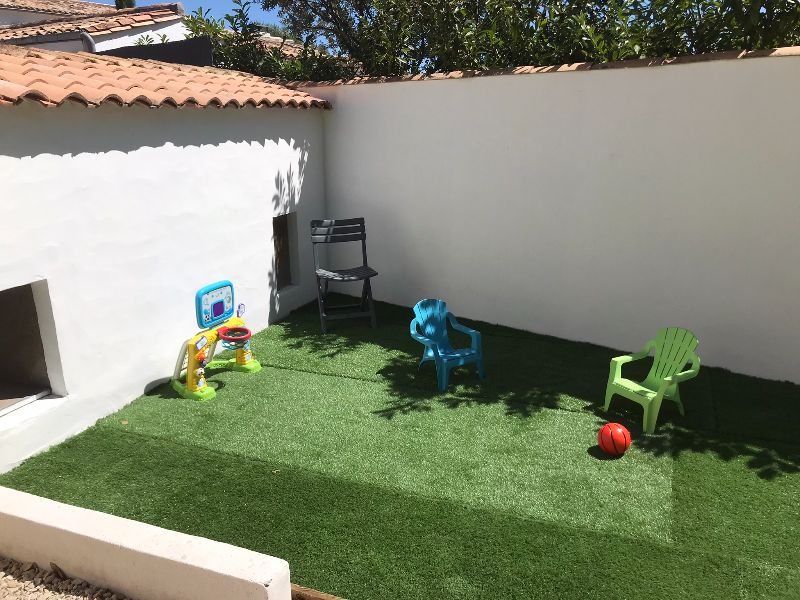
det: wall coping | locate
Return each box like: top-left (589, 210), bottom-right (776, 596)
top-left (289, 45), bottom-right (800, 88)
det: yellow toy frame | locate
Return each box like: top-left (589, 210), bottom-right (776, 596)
top-left (171, 315), bottom-right (262, 401)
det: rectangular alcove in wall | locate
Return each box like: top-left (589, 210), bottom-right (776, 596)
top-left (0, 281), bottom-right (65, 415)
top-left (273, 212), bottom-right (299, 291)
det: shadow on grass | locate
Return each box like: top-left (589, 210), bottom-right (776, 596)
top-left (587, 445), bottom-right (624, 461)
top-left (2, 426), bottom-right (763, 600)
top-left (273, 296), bottom-right (800, 480)
top-left (145, 378), bottom-right (227, 400)
top-left (634, 425), bottom-right (800, 481)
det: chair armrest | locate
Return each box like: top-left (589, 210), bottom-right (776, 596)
top-left (410, 319), bottom-right (439, 355)
top-left (447, 313), bottom-right (481, 352)
top-left (665, 354), bottom-right (701, 385)
top-left (609, 341), bottom-right (654, 378)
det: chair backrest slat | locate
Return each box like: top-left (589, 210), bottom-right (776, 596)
top-left (644, 327), bottom-right (699, 387)
top-left (311, 232), bottom-right (365, 244)
top-left (310, 218), bottom-right (366, 245)
top-left (310, 217), bottom-right (370, 270)
top-left (312, 217), bottom-right (364, 228)
top-left (311, 224), bottom-right (363, 236)
top-left (413, 299), bottom-right (450, 348)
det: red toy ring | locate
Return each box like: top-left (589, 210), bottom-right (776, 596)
top-left (218, 326), bottom-right (252, 343)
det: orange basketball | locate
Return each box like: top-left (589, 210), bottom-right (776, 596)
top-left (598, 423), bottom-right (631, 457)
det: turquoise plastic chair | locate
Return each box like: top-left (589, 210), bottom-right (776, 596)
top-left (410, 299), bottom-right (485, 392)
top-left (604, 327), bottom-right (701, 434)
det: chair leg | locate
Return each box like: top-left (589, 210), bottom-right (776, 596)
top-left (365, 278), bottom-right (377, 328)
top-left (315, 277), bottom-right (327, 334)
top-left (436, 361), bottom-right (448, 392)
top-left (646, 396), bottom-right (664, 434)
top-left (419, 353), bottom-right (432, 370)
top-left (673, 386), bottom-right (685, 416)
top-left (603, 387), bottom-right (614, 411)
top-left (359, 279), bottom-right (368, 311)
top-left (476, 358), bottom-right (486, 380)
top-left (641, 403), bottom-right (651, 434)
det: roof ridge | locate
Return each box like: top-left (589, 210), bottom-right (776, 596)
top-left (79, 50), bottom-right (269, 81)
top-left (286, 45), bottom-right (800, 88)
top-left (0, 3), bottom-right (182, 31)
top-left (0, 0), bottom-right (119, 17)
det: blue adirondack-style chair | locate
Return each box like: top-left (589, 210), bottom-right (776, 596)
top-left (410, 299), bottom-right (485, 392)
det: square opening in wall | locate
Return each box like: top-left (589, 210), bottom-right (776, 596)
top-left (273, 212), bottom-right (298, 291)
top-left (0, 282), bottom-right (53, 413)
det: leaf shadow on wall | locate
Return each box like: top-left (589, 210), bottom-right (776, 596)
top-left (268, 138), bottom-right (310, 323)
top-left (271, 138), bottom-right (310, 214)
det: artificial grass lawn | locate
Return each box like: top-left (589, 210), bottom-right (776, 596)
top-left (2, 297), bottom-right (799, 599)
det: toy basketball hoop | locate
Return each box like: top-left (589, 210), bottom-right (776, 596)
top-left (218, 326), bottom-right (252, 350)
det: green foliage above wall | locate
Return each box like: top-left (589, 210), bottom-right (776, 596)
top-left (189, 0), bottom-right (800, 80)
top-left (184, 0), bottom-right (359, 81)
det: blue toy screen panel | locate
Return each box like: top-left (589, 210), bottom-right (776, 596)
top-left (195, 280), bottom-right (235, 329)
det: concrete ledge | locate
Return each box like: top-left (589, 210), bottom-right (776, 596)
top-left (0, 486), bottom-right (291, 600)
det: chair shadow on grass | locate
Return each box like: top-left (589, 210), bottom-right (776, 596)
top-left (274, 296), bottom-right (800, 481)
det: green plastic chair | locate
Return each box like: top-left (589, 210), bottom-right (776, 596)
top-left (604, 327), bottom-right (701, 434)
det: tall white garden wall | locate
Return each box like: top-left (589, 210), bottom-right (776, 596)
top-left (311, 53), bottom-right (800, 384)
top-left (0, 103), bottom-right (326, 470)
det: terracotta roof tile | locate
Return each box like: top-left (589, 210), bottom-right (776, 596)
top-left (0, 0), bottom-right (115, 16)
top-left (288, 45), bottom-right (800, 88)
top-left (0, 4), bottom-right (182, 40)
top-left (0, 44), bottom-right (330, 109)
top-left (259, 33), bottom-right (303, 58)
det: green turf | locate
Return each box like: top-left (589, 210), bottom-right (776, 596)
top-left (2, 297), bottom-right (798, 599)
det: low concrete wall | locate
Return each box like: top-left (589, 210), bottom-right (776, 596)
top-left (0, 486), bottom-right (291, 600)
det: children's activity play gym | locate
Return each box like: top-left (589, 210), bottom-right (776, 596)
top-left (171, 280), bottom-right (261, 401)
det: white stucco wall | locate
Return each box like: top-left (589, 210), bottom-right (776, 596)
top-left (0, 8), bottom-right (61, 26)
top-left (93, 20), bottom-right (189, 51)
top-left (19, 39), bottom-right (87, 52)
top-left (311, 54), bottom-right (800, 384)
top-left (9, 22), bottom-right (188, 53)
top-left (0, 103), bottom-right (326, 470)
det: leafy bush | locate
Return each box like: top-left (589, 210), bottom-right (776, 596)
top-left (184, 0), bottom-right (359, 80)
top-left (262, 0), bottom-right (800, 77)
top-left (187, 0), bottom-right (800, 79)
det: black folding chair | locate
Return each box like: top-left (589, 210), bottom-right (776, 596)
top-left (310, 217), bottom-right (378, 333)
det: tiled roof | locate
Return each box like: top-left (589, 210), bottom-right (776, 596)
top-left (0, 44), bottom-right (330, 109)
top-left (0, 4), bottom-right (182, 41)
top-left (292, 45), bottom-right (800, 87)
top-left (0, 0), bottom-right (115, 17)
top-left (260, 33), bottom-right (303, 58)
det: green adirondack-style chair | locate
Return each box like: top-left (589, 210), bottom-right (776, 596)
top-left (604, 327), bottom-right (701, 434)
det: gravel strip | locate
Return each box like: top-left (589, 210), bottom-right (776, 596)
top-left (0, 555), bottom-right (135, 600)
